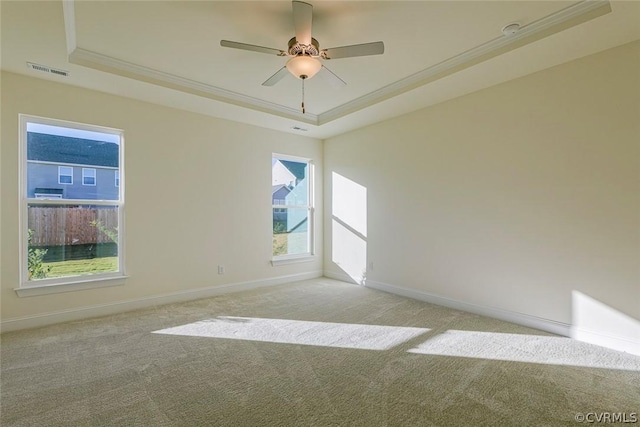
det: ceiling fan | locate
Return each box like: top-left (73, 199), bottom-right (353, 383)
top-left (220, 0), bottom-right (384, 113)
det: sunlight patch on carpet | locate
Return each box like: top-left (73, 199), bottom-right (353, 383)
top-left (152, 316), bottom-right (429, 350)
top-left (408, 330), bottom-right (640, 371)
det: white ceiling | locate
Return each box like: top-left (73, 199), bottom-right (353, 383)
top-left (1, 1), bottom-right (639, 139)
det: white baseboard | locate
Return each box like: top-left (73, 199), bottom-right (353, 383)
top-left (328, 273), bottom-right (640, 356)
top-left (571, 326), bottom-right (640, 356)
top-left (1, 271), bottom-right (323, 333)
top-left (362, 278), bottom-right (572, 337)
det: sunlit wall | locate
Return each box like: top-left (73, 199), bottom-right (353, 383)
top-left (324, 42), bottom-right (640, 354)
top-left (331, 172), bottom-right (367, 284)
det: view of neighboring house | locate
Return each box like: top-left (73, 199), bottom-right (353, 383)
top-left (27, 132), bottom-right (119, 200)
top-left (271, 158), bottom-right (295, 188)
top-left (272, 184), bottom-right (291, 223)
top-left (271, 158), bottom-right (309, 243)
top-left (271, 184), bottom-right (291, 206)
top-left (273, 159), bottom-right (305, 186)
top-left (271, 159), bottom-right (307, 198)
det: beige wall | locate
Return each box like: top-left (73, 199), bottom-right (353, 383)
top-left (324, 41), bottom-right (639, 344)
top-left (2, 40), bottom-right (638, 349)
top-left (1, 72), bottom-right (323, 323)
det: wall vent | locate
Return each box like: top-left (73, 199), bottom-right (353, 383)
top-left (27, 62), bottom-right (69, 77)
top-left (291, 126), bottom-right (308, 132)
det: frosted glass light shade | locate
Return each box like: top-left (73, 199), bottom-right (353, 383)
top-left (286, 55), bottom-right (322, 79)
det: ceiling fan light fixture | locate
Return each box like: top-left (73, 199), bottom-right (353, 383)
top-left (286, 55), bottom-right (322, 80)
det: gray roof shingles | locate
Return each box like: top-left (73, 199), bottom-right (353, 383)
top-left (280, 160), bottom-right (307, 180)
top-left (27, 132), bottom-right (119, 167)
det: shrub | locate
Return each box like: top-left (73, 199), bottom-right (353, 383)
top-left (90, 220), bottom-right (118, 244)
top-left (27, 229), bottom-right (50, 279)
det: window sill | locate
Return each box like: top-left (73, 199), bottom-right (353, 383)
top-left (271, 255), bottom-right (315, 266)
top-left (15, 275), bottom-right (128, 297)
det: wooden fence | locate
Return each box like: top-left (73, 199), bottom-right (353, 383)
top-left (28, 206), bottom-right (118, 246)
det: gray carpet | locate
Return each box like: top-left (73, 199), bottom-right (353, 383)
top-left (2, 278), bottom-right (639, 426)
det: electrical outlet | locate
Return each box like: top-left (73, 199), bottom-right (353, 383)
top-left (368, 261), bottom-right (374, 272)
top-left (218, 265), bottom-right (225, 275)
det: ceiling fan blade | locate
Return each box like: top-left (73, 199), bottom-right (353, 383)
top-left (321, 41), bottom-right (385, 60)
top-left (292, 1), bottom-right (313, 46)
top-left (221, 40), bottom-right (286, 56)
top-left (262, 67), bottom-right (289, 86)
top-left (320, 65), bottom-right (347, 87)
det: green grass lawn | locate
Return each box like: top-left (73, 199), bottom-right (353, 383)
top-left (43, 256), bottom-right (118, 278)
top-left (273, 232), bottom-right (307, 257)
top-left (273, 233), bottom-right (288, 256)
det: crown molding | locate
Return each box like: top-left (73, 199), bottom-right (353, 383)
top-left (63, 0), bottom-right (610, 128)
top-left (62, 0), bottom-right (77, 55)
top-left (318, 0), bottom-right (611, 125)
top-left (68, 48), bottom-right (317, 125)
top-left (63, 1), bottom-right (314, 123)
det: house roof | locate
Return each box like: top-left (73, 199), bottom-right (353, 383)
top-left (272, 184), bottom-right (291, 195)
top-left (27, 132), bottom-right (119, 167)
top-left (279, 160), bottom-right (306, 181)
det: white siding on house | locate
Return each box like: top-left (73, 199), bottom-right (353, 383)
top-left (272, 160), bottom-right (296, 187)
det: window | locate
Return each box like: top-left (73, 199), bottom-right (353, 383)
top-left (115, 169), bottom-right (120, 187)
top-left (82, 168), bottom-right (96, 186)
top-left (20, 115), bottom-right (125, 292)
top-left (58, 166), bottom-right (73, 184)
top-left (272, 155), bottom-right (313, 258)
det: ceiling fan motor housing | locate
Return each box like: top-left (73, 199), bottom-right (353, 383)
top-left (288, 37), bottom-right (320, 56)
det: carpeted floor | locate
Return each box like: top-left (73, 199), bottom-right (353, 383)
top-left (1, 278), bottom-right (639, 426)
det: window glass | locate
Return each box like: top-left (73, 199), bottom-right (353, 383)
top-left (22, 117), bottom-right (124, 285)
top-left (82, 168), bottom-right (96, 186)
top-left (28, 123), bottom-right (119, 201)
top-left (272, 156), bottom-right (312, 257)
top-left (27, 205), bottom-right (119, 280)
top-left (58, 166), bottom-right (73, 184)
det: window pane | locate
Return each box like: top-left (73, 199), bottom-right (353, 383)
top-left (272, 159), bottom-right (308, 206)
top-left (27, 204), bottom-right (119, 280)
top-left (273, 208), bottom-right (309, 256)
top-left (82, 168), bottom-right (96, 186)
top-left (59, 174), bottom-right (73, 185)
top-left (58, 166), bottom-right (73, 185)
top-left (27, 123), bottom-right (120, 200)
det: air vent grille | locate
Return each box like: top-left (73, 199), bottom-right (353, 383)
top-left (27, 62), bottom-right (69, 77)
top-left (291, 126), bottom-right (308, 131)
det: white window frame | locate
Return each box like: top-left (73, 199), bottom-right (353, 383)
top-left (58, 166), bottom-right (73, 185)
top-left (17, 114), bottom-right (127, 296)
top-left (271, 153), bottom-right (314, 264)
top-left (82, 167), bottom-right (96, 186)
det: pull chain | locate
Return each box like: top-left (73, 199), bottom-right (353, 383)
top-left (301, 77), bottom-right (306, 114)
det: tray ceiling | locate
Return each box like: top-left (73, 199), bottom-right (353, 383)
top-left (2, 1), bottom-right (639, 138)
